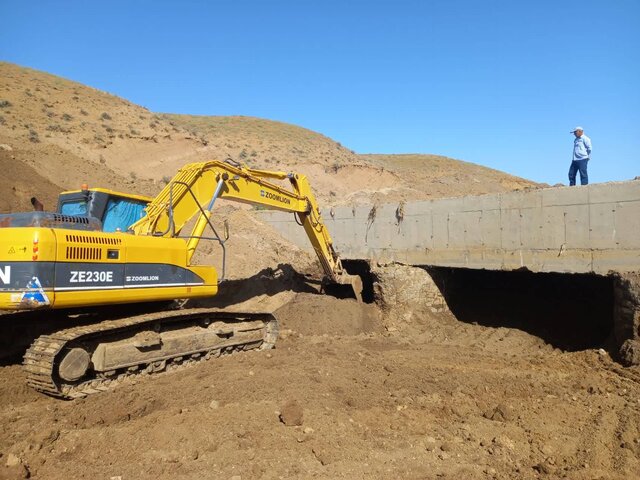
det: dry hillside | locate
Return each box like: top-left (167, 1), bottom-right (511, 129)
top-left (0, 61), bottom-right (539, 215)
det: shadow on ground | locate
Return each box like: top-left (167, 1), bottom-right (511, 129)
top-left (427, 267), bottom-right (614, 353)
top-left (185, 263), bottom-right (319, 309)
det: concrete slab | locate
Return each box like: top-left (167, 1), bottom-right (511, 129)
top-left (408, 215), bottom-right (434, 249)
top-left (520, 208), bottom-right (545, 246)
top-left (541, 206), bottom-right (568, 250)
top-left (463, 210), bottom-right (483, 244)
top-left (432, 213), bottom-right (449, 249)
top-left (615, 201), bottom-right (640, 249)
top-left (564, 204), bottom-right (591, 249)
top-left (256, 179), bottom-right (640, 276)
top-left (592, 250), bottom-right (640, 274)
top-left (501, 209), bottom-right (522, 249)
top-left (529, 249), bottom-right (594, 274)
top-left (589, 203), bottom-right (617, 249)
top-left (462, 193), bottom-right (501, 212)
top-left (501, 189), bottom-right (543, 210)
top-left (447, 212), bottom-right (471, 249)
top-left (588, 180), bottom-right (640, 204)
top-left (542, 185), bottom-right (589, 207)
top-left (321, 205), bottom-right (353, 221)
top-left (479, 210), bottom-right (502, 248)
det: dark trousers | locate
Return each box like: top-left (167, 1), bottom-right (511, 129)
top-left (568, 159), bottom-right (589, 186)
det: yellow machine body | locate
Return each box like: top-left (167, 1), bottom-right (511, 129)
top-left (0, 160), bottom-right (359, 312)
top-left (0, 223), bottom-right (218, 310)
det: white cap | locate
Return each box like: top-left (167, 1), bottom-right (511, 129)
top-left (571, 126), bottom-right (584, 133)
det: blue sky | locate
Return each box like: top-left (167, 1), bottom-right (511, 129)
top-left (1, 0), bottom-right (638, 185)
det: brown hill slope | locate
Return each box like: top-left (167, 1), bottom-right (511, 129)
top-left (160, 113), bottom-right (404, 205)
top-left (160, 114), bottom-right (359, 169)
top-left (0, 62), bottom-right (175, 210)
top-left (0, 61), bottom-right (539, 214)
top-left (0, 147), bottom-right (61, 212)
top-left (163, 115), bottom-right (541, 205)
top-left (357, 153), bottom-right (537, 203)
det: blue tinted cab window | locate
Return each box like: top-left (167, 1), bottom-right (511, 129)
top-left (60, 200), bottom-right (88, 216)
top-left (102, 198), bottom-right (147, 232)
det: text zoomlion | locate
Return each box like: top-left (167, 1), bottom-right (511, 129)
top-left (261, 190), bottom-right (291, 205)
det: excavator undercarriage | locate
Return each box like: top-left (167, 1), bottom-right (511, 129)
top-left (25, 309), bottom-right (278, 398)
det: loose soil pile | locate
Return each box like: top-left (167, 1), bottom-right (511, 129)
top-left (0, 279), bottom-right (639, 479)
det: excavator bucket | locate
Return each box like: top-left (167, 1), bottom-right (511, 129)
top-left (323, 273), bottom-right (364, 302)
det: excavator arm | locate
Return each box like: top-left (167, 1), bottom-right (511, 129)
top-left (130, 160), bottom-right (362, 298)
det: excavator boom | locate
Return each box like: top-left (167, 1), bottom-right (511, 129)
top-left (130, 160), bottom-right (360, 292)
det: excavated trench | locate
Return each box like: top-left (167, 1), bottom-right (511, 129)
top-left (426, 267), bottom-right (615, 353)
top-left (342, 259), bottom-right (376, 303)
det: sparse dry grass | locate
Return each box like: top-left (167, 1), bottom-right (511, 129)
top-left (161, 113), bottom-right (359, 171)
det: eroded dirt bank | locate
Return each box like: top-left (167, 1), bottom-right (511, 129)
top-left (0, 267), bottom-right (639, 480)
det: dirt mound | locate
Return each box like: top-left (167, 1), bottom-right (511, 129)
top-left (276, 293), bottom-right (381, 336)
top-left (0, 149), bottom-right (61, 213)
top-left (0, 283), bottom-right (638, 479)
top-left (371, 263), bottom-right (451, 330)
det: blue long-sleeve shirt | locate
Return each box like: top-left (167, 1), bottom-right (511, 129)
top-left (573, 134), bottom-right (592, 160)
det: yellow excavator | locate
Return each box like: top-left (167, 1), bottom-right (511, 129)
top-left (0, 160), bottom-right (361, 398)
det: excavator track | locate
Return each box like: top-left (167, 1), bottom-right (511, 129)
top-left (23, 308), bottom-right (278, 399)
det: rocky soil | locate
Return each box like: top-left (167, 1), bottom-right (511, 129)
top-left (0, 265), bottom-right (638, 480)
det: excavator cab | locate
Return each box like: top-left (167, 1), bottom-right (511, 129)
top-left (0, 188), bottom-right (152, 234)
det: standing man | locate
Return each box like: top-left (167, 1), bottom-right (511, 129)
top-left (568, 126), bottom-right (592, 186)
